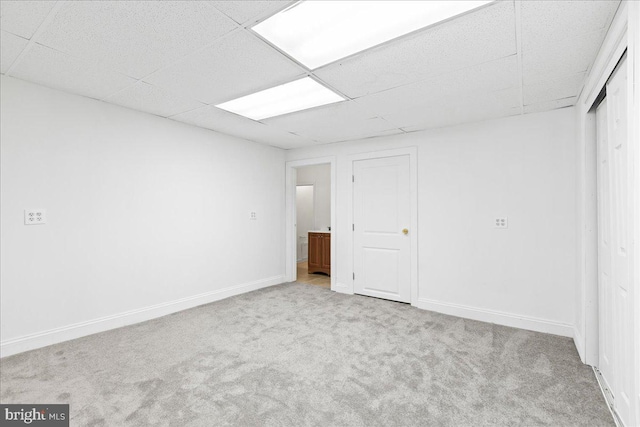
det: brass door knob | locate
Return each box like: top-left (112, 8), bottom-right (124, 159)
top-left (402, 228), bottom-right (409, 235)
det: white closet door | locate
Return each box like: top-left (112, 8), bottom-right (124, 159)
top-left (597, 56), bottom-right (632, 425)
top-left (606, 56), bottom-right (632, 425)
top-left (596, 99), bottom-right (615, 399)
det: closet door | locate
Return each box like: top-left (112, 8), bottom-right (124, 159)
top-left (605, 56), bottom-right (632, 424)
top-left (597, 56), bottom-right (632, 425)
top-left (596, 99), bottom-right (615, 400)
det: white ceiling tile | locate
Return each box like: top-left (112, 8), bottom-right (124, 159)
top-left (10, 44), bottom-right (137, 100)
top-left (145, 30), bottom-right (303, 105)
top-left (172, 105), bottom-right (314, 149)
top-left (0, 0), bottom-right (614, 148)
top-left (36, 1), bottom-right (236, 79)
top-left (451, 55), bottom-right (520, 92)
top-left (522, 29), bottom-right (605, 85)
top-left (489, 86), bottom-right (522, 110)
top-left (521, 0), bottom-right (620, 51)
top-left (314, 1), bottom-right (516, 98)
top-left (326, 128), bottom-right (406, 144)
top-left (352, 83), bottom-right (438, 119)
top-left (211, 1), bottom-right (292, 25)
top-left (0, 1), bottom-right (55, 39)
top-left (263, 101), bottom-right (399, 143)
top-left (382, 87), bottom-right (521, 130)
top-left (523, 72), bottom-right (586, 105)
top-left (400, 105), bottom-right (520, 133)
top-left (289, 115), bottom-right (400, 143)
top-left (267, 139), bottom-right (313, 150)
top-left (353, 55), bottom-right (519, 118)
top-left (1, 30), bottom-right (28, 74)
top-left (524, 97), bottom-right (576, 115)
top-left (104, 82), bottom-right (205, 118)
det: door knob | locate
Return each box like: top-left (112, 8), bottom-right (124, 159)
top-left (402, 228), bottom-right (409, 235)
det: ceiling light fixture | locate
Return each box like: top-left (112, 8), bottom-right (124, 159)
top-left (215, 77), bottom-right (345, 120)
top-left (253, 1), bottom-right (493, 70)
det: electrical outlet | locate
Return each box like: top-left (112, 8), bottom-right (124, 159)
top-left (494, 217), bottom-right (508, 229)
top-left (249, 211), bottom-right (257, 220)
top-left (25, 209), bottom-right (47, 225)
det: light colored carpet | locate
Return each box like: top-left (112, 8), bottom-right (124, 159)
top-left (1, 282), bottom-right (612, 426)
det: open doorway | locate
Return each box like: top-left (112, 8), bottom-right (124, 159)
top-left (285, 156), bottom-right (336, 290)
top-left (295, 164), bottom-right (331, 289)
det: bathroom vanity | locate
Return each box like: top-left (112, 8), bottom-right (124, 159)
top-left (308, 231), bottom-right (330, 276)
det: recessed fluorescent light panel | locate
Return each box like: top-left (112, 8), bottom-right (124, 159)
top-left (253, 1), bottom-right (493, 70)
top-left (215, 77), bottom-right (344, 121)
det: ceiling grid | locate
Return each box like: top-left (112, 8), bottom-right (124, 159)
top-left (514, 0), bottom-right (524, 115)
top-left (0, 0), bottom-right (621, 149)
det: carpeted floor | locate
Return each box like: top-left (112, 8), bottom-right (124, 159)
top-left (1, 282), bottom-right (612, 426)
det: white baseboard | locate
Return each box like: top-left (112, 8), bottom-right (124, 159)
top-left (0, 275), bottom-right (285, 358)
top-left (416, 298), bottom-right (573, 337)
top-left (573, 326), bottom-right (586, 362)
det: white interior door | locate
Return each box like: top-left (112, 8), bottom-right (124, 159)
top-left (606, 56), bottom-right (632, 424)
top-left (596, 98), bottom-right (615, 399)
top-left (296, 185), bottom-right (314, 261)
top-left (597, 56), bottom-right (632, 424)
top-left (353, 155), bottom-right (411, 303)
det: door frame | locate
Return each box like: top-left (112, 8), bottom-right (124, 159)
top-left (285, 157), bottom-right (336, 290)
top-left (347, 147), bottom-right (419, 305)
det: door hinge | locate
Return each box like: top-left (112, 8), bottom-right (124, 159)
top-left (352, 223), bottom-right (354, 231)
top-left (352, 175), bottom-right (354, 182)
top-left (353, 272), bottom-right (355, 280)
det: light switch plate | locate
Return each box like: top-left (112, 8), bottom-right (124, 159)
top-left (25, 209), bottom-right (47, 225)
top-left (494, 217), bottom-right (508, 229)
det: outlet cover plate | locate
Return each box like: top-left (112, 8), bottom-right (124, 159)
top-left (25, 209), bottom-right (47, 225)
top-left (494, 217), bottom-right (508, 229)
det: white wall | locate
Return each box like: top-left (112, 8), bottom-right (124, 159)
top-left (296, 164), bottom-right (331, 231)
top-left (0, 76), bottom-right (286, 356)
top-left (286, 108), bottom-right (577, 336)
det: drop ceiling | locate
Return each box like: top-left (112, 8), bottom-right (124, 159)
top-left (0, 0), bottom-right (620, 149)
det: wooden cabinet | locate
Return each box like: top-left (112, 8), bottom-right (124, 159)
top-left (308, 232), bottom-right (330, 276)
